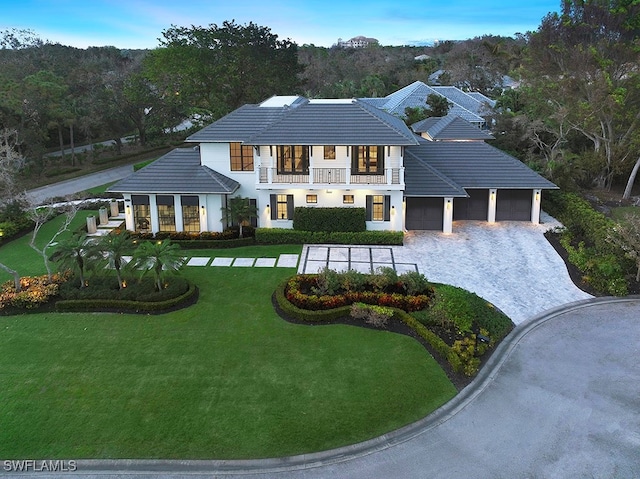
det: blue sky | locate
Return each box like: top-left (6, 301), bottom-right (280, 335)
top-left (2, 0), bottom-right (560, 49)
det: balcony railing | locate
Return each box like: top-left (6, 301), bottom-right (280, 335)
top-left (257, 167), bottom-right (403, 186)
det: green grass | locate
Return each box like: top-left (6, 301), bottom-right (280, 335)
top-left (0, 239), bottom-right (456, 459)
top-left (0, 211), bottom-right (96, 281)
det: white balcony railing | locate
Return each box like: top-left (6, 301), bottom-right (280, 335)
top-left (257, 167), bottom-right (403, 186)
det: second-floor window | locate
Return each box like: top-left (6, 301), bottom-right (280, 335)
top-left (230, 142), bottom-right (254, 171)
top-left (277, 145), bottom-right (309, 174)
top-left (352, 146), bottom-right (384, 174)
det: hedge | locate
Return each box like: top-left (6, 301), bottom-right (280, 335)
top-left (256, 228), bottom-right (404, 245)
top-left (293, 207), bottom-right (366, 232)
top-left (55, 281), bottom-right (198, 314)
top-left (274, 279), bottom-right (465, 375)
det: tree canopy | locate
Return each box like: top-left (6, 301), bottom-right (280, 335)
top-left (143, 20), bottom-right (303, 120)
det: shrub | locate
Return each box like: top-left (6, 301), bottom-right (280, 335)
top-left (0, 272), bottom-right (70, 312)
top-left (399, 270), bottom-right (431, 295)
top-left (255, 228), bottom-right (404, 245)
top-left (293, 207), bottom-right (366, 232)
top-left (350, 302), bottom-right (393, 328)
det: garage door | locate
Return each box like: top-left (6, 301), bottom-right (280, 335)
top-left (453, 189), bottom-right (488, 220)
top-left (405, 197), bottom-right (443, 230)
top-left (496, 189), bottom-right (532, 221)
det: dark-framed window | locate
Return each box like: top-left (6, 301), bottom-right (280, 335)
top-left (270, 194), bottom-right (294, 220)
top-left (343, 194), bottom-right (354, 204)
top-left (157, 195), bottom-right (176, 232)
top-left (132, 195), bottom-right (151, 232)
top-left (351, 146), bottom-right (384, 174)
top-left (306, 194), bottom-right (317, 204)
top-left (181, 195), bottom-right (200, 232)
top-left (277, 145), bottom-right (309, 174)
top-left (324, 145), bottom-right (336, 160)
top-left (365, 195), bottom-right (391, 221)
top-left (230, 142), bottom-right (254, 171)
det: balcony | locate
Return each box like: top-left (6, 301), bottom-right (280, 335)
top-left (257, 167), bottom-right (403, 188)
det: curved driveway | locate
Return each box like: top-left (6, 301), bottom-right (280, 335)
top-left (34, 298), bottom-right (639, 479)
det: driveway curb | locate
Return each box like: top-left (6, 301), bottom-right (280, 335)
top-left (67, 296), bottom-right (640, 475)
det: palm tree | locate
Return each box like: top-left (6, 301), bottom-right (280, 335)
top-left (53, 233), bottom-right (100, 288)
top-left (97, 231), bottom-right (134, 289)
top-left (130, 239), bottom-right (184, 292)
top-left (221, 196), bottom-right (258, 238)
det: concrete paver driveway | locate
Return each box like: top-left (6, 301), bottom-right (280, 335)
top-left (395, 214), bottom-right (593, 324)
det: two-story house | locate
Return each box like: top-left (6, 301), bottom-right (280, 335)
top-left (108, 94), bottom-right (556, 235)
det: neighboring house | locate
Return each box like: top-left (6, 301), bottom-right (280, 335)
top-left (361, 81), bottom-right (488, 127)
top-left (108, 91), bottom-right (556, 236)
top-left (336, 36), bottom-right (378, 48)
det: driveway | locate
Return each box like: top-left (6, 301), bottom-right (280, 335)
top-left (301, 213), bottom-right (592, 324)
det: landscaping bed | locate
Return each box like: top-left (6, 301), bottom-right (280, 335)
top-left (275, 269), bottom-right (514, 387)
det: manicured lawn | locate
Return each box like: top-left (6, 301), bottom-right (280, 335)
top-left (0, 242), bottom-right (456, 459)
top-left (0, 211), bottom-right (97, 281)
top-left (84, 181), bottom-right (117, 195)
top-left (610, 205), bottom-right (640, 222)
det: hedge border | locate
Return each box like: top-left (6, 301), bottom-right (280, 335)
top-left (274, 279), bottom-right (463, 373)
top-left (55, 281), bottom-right (199, 314)
top-left (256, 228), bottom-right (404, 245)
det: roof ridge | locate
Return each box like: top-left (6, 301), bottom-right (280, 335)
top-left (428, 115), bottom-right (458, 138)
top-left (355, 99), bottom-right (419, 145)
top-left (245, 99), bottom-right (309, 143)
top-left (201, 165), bottom-right (238, 193)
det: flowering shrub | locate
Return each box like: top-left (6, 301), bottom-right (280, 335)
top-left (0, 272), bottom-right (71, 311)
top-left (285, 271), bottom-right (433, 312)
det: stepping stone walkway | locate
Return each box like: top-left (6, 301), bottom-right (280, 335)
top-left (182, 254), bottom-right (299, 269)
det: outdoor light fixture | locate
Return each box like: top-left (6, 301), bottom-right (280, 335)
top-left (201, 205), bottom-right (206, 214)
top-left (490, 191), bottom-right (496, 201)
top-left (446, 200), bottom-right (452, 210)
top-left (535, 191), bottom-right (540, 201)
top-left (391, 205), bottom-right (396, 215)
top-left (126, 206), bottom-right (131, 215)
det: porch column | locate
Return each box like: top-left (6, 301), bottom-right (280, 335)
top-left (199, 195), bottom-right (207, 232)
top-left (149, 195), bottom-right (159, 234)
top-left (443, 198), bottom-right (453, 234)
top-left (345, 167), bottom-right (351, 185)
top-left (488, 189), bottom-right (497, 224)
top-left (174, 195), bottom-right (184, 232)
top-left (123, 195), bottom-right (134, 231)
top-left (531, 189), bottom-right (542, 224)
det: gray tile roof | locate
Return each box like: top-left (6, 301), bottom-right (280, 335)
top-left (404, 151), bottom-right (468, 197)
top-left (431, 86), bottom-right (487, 115)
top-left (405, 142), bottom-right (558, 190)
top-left (186, 103), bottom-right (295, 143)
top-left (412, 115), bottom-right (495, 140)
top-left (107, 148), bottom-right (240, 194)
top-left (244, 100), bottom-right (419, 146)
top-left (466, 92), bottom-right (497, 108)
top-left (362, 81), bottom-right (485, 124)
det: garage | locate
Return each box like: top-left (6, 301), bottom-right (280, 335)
top-left (453, 189), bottom-right (488, 221)
top-left (496, 189), bottom-right (532, 221)
top-left (405, 197), bottom-right (443, 230)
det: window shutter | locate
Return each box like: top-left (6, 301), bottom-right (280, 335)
top-left (250, 199), bottom-right (258, 227)
top-left (384, 196), bottom-right (391, 221)
top-left (365, 195), bottom-right (373, 221)
top-left (270, 194), bottom-right (277, 220)
top-left (286, 195), bottom-right (294, 220)
top-left (378, 146), bottom-right (385, 173)
top-left (351, 146), bottom-right (357, 171)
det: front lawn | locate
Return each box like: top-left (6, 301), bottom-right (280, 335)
top-left (0, 252), bottom-right (456, 459)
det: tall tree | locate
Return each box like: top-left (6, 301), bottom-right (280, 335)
top-left (144, 20), bottom-right (304, 119)
top-left (523, 0), bottom-right (640, 194)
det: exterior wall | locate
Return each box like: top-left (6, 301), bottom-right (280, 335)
top-left (257, 188), bottom-right (403, 231)
top-left (122, 193), bottom-right (226, 234)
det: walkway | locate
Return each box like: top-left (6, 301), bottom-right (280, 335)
top-left (184, 253), bottom-right (299, 268)
top-left (32, 298), bottom-right (640, 478)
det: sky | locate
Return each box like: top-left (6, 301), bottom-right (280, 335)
top-left (1, 0), bottom-right (561, 49)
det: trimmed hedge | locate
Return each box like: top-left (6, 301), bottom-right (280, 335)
top-left (543, 190), bottom-right (632, 295)
top-left (274, 279), bottom-right (466, 375)
top-left (256, 228), bottom-right (404, 245)
top-left (55, 280), bottom-right (198, 314)
top-left (293, 207), bottom-right (366, 232)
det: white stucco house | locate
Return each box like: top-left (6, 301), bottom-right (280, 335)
top-left (108, 92), bottom-right (556, 235)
